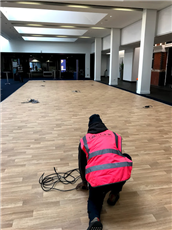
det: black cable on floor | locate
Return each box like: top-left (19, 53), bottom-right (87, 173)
top-left (39, 167), bottom-right (81, 192)
top-left (143, 105), bottom-right (153, 108)
top-left (21, 99), bottom-right (39, 104)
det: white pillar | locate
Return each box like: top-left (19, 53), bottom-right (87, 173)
top-left (109, 28), bottom-right (120, 85)
top-left (85, 52), bottom-right (90, 78)
top-left (136, 9), bottom-right (157, 94)
top-left (94, 38), bottom-right (102, 81)
top-left (123, 49), bottom-right (134, 81)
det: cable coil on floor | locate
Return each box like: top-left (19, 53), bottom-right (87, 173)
top-left (39, 167), bottom-right (81, 192)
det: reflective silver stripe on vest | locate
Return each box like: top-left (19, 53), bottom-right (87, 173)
top-left (88, 149), bottom-right (124, 160)
top-left (113, 132), bottom-right (118, 149)
top-left (83, 136), bottom-right (90, 154)
top-left (86, 162), bottom-right (132, 174)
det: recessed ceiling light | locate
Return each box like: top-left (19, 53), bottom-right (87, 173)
top-left (16, 1), bottom-right (41, 5)
top-left (27, 24), bottom-right (43, 27)
top-left (67, 5), bottom-right (90, 9)
top-left (110, 15), bottom-right (112, 17)
top-left (1, 7), bottom-right (107, 25)
top-left (22, 36), bottom-right (77, 42)
top-left (113, 8), bottom-right (135, 11)
top-left (91, 27), bottom-right (105, 29)
top-left (14, 27), bottom-right (87, 36)
top-left (61, 26), bottom-right (76, 28)
top-left (80, 36), bottom-right (90, 38)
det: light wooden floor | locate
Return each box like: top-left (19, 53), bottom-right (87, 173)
top-left (1, 80), bottom-right (172, 230)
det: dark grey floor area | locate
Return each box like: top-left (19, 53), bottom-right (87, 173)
top-left (101, 77), bottom-right (172, 106)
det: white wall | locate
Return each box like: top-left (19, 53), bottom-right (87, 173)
top-left (120, 5), bottom-right (172, 46)
top-left (121, 20), bottom-right (142, 46)
top-left (0, 35), bottom-right (9, 52)
top-left (102, 35), bottom-right (110, 51)
top-left (1, 39), bottom-right (91, 77)
top-left (1, 39), bottom-right (91, 53)
top-left (156, 5), bottom-right (172, 36)
top-left (123, 49), bottom-right (134, 81)
top-left (132, 47), bottom-right (140, 81)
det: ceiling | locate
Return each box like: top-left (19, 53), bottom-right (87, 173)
top-left (0, 1), bottom-right (171, 44)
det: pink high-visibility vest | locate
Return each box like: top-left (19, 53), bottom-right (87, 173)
top-left (80, 130), bottom-right (132, 187)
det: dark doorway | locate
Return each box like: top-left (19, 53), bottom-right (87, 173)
top-left (1, 53), bottom-right (85, 80)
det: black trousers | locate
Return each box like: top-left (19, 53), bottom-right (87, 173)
top-left (87, 153), bottom-right (132, 223)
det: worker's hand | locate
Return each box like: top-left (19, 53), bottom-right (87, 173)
top-left (76, 182), bottom-right (88, 190)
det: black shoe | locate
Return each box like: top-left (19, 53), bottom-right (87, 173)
top-left (87, 217), bottom-right (103, 230)
top-left (107, 193), bottom-right (120, 206)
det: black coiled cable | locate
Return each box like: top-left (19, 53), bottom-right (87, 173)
top-left (39, 167), bottom-right (81, 192)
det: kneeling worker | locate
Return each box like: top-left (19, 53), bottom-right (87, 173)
top-left (77, 114), bottom-right (133, 230)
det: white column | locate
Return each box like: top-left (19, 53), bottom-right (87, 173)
top-left (109, 28), bottom-right (120, 85)
top-left (123, 49), bottom-right (134, 81)
top-left (136, 9), bottom-right (157, 94)
top-left (94, 38), bottom-right (102, 81)
top-left (85, 52), bottom-right (90, 78)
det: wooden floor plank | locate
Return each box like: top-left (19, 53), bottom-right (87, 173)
top-left (1, 80), bottom-right (172, 230)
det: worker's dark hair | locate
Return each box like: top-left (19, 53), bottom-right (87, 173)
top-left (88, 114), bottom-right (102, 126)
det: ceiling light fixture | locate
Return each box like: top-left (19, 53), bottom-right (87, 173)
top-left (32, 59), bottom-right (40, 62)
top-left (1, 7), bottom-right (107, 25)
top-left (22, 36), bottom-right (77, 42)
top-left (27, 24), bottom-right (43, 27)
top-left (113, 8), bottom-right (135, 11)
top-left (61, 26), bottom-right (76, 28)
top-left (17, 1), bottom-right (41, 5)
top-left (67, 5), bottom-right (90, 9)
top-left (14, 27), bottom-right (87, 36)
top-left (91, 27), bottom-right (105, 29)
top-left (80, 36), bottom-right (90, 38)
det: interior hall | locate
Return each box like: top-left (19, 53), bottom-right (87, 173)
top-left (1, 1), bottom-right (172, 230)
